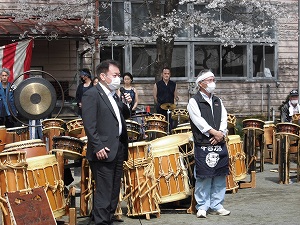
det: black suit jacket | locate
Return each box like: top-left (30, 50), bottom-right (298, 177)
top-left (82, 84), bottom-right (129, 162)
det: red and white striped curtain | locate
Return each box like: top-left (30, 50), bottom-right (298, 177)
top-left (0, 39), bottom-right (34, 85)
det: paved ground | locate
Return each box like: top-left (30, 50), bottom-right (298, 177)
top-left (68, 163), bottom-right (300, 225)
top-left (1, 162), bottom-right (299, 225)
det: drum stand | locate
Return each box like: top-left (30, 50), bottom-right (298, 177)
top-left (43, 127), bottom-right (64, 151)
top-left (277, 134), bottom-right (300, 184)
top-left (243, 128), bottom-right (264, 173)
top-left (167, 108), bottom-right (171, 135)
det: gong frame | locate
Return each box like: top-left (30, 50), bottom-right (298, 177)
top-left (8, 70), bottom-right (64, 126)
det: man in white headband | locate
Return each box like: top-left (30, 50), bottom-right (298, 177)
top-left (187, 69), bottom-right (230, 218)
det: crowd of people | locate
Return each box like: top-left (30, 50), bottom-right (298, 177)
top-left (1, 61), bottom-right (299, 225)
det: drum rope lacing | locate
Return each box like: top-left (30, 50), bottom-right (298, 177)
top-left (28, 166), bottom-right (64, 196)
top-left (123, 154), bottom-right (161, 213)
top-left (156, 153), bottom-right (183, 195)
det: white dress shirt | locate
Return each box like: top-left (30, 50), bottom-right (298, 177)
top-left (99, 83), bottom-right (122, 135)
top-left (187, 91), bottom-right (228, 137)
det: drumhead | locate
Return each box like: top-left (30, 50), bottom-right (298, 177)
top-left (149, 133), bottom-right (193, 151)
top-left (26, 154), bottom-right (57, 168)
top-left (227, 135), bottom-right (241, 144)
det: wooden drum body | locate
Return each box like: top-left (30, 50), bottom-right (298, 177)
top-left (292, 113), bottom-right (300, 125)
top-left (171, 108), bottom-right (189, 124)
top-left (171, 123), bottom-right (191, 134)
top-left (0, 125), bottom-right (6, 152)
top-left (42, 118), bottom-right (65, 135)
top-left (227, 114), bottom-right (236, 135)
top-left (5, 126), bottom-right (29, 144)
top-left (126, 120), bottom-right (140, 141)
top-left (42, 118), bottom-right (65, 130)
top-left (66, 118), bottom-right (86, 138)
top-left (276, 122), bottom-right (300, 141)
top-left (123, 160), bottom-right (160, 217)
top-left (0, 151), bottom-right (28, 225)
top-left (3, 139), bottom-right (47, 158)
top-left (52, 136), bottom-right (85, 160)
top-left (26, 154), bottom-right (65, 218)
top-left (0, 151), bottom-right (28, 196)
top-left (227, 135), bottom-right (247, 181)
top-left (128, 141), bottom-right (148, 160)
top-left (242, 119), bottom-right (264, 135)
top-left (148, 136), bottom-right (191, 203)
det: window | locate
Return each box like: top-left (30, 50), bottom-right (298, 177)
top-left (131, 3), bottom-right (154, 37)
top-left (98, 2), bottom-right (277, 80)
top-left (253, 45), bottom-right (275, 78)
top-left (221, 45), bottom-right (247, 78)
top-left (100, 46), bottom-right (124, 66)
top-left (194, 45), bottom-right (220, 77)
top-left (132, 45), bottom-right (187, 78)
top-left (99, 2), bottom-right (124, 34)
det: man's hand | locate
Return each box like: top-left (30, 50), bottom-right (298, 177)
top-left (96, 147), bottom-right (110, 160)
top-left (209, 129), bottom-right (224, 145)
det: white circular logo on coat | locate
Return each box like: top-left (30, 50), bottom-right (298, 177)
top-left (206, 152), bottom-right (220, 168)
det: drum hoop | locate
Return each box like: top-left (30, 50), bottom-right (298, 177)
top-left (66, 118), bottom-right (83, 124)
top-left (4, 139), bottom-right (45, 149)
top-left (42, 127), bottom-right (65, 131)
top-left (53, 136), bottom-right (85, 144)
top-left (146, 119), bottom-right (168, 124)
top-left (50, 149), bottom-right (83, 160)
top-left (145, 130), bottom-right (167, 134)
top-left (128, 141), bottom-right (148, 147)
top-left (173, 126), bottom-right (191, 130)
top-left (6, 126), bottom-right (28, 131)
top-left (276, 122), bottom-right (300, 128)
top-left (242, 127), bottom-right (264, 134)
top-left (125, 120), bottom-right (140, 125)
top-left (42, 118), bottom-right (65, 123)
top-left (0, 150), bottom-right (27, 157)
top-left (242, 118), bottom-right (264, 123)
top-left (275, 132), bottom-right (300, 139)
top-left (149, 133), bottom-right (192, 149)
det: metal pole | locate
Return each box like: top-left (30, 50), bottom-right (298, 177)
top-left (298, 0), bottom-right (300, 98)
top-left (267, 84), bottom-right (271, 121)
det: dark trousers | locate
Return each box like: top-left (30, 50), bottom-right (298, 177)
top-left (0, 116), bottom-right (15, 128)
top-left (89, 144), bottom-right (124, 225)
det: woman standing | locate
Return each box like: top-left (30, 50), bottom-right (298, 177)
top-left (121, 72), bottom-right (139, 112)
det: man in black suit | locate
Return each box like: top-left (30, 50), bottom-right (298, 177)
top-left (82, 59), bottom-right (131, 225)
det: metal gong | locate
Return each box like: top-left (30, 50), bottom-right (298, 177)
top-left (14, 77), bottom-right (57, 120)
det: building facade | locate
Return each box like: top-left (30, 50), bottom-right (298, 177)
top-left (0, 0), bottom-right (298, 120)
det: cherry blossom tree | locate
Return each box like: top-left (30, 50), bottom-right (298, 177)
top-left (4, 0), bottom-right (297, 80)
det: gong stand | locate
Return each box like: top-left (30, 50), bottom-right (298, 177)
top-left (8, 70), bottom-right (64, 126)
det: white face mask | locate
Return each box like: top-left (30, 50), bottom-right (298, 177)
top-left (291, 100), bottom-right (298, 105)
top-left (107, 76), bottom-right (121, 90)
top-left (205, 82), bottom-right (216, 93)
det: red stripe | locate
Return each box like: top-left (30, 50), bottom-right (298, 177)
top-left (23, 40), bottom-right (34, 80)
top-left (2, 42), bottom-right (17, 81)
